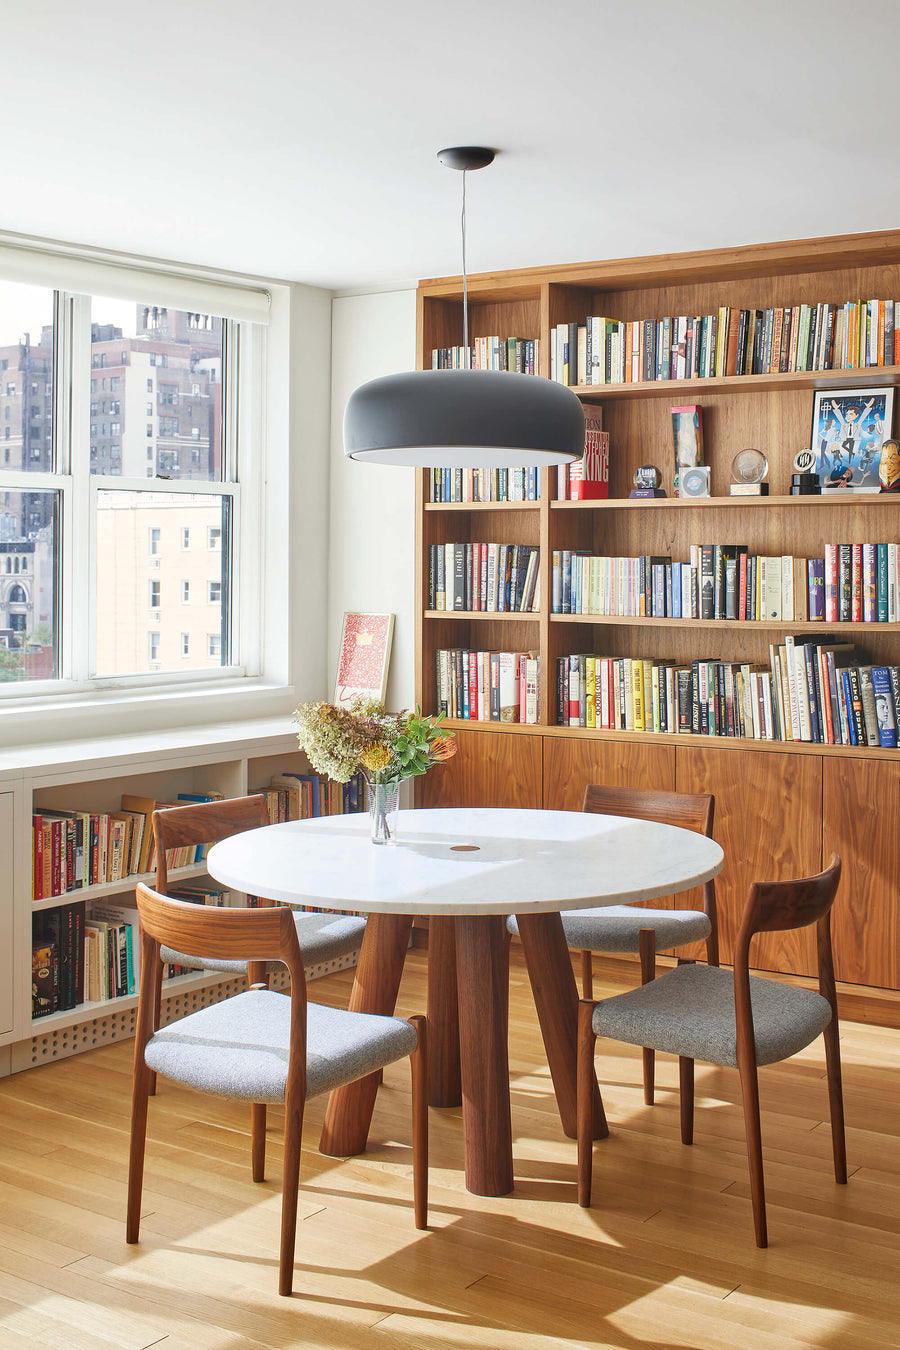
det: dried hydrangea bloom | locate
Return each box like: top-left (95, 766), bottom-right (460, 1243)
top-left (292, 701), bottom-right (370, 782)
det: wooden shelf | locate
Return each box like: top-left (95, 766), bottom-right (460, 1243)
top-left (549, 614), bottom-right (900, 632)
top-left (424, 609), bottom-right (539, 622)
top-left (550, 492), bottom-right (897, 510)
top-left (571, 365), bottom-right (900, 402)
top-left (425, 500), bottom-right (541, 512)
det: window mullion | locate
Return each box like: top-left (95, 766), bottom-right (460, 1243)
top-left (67, 293), bottom-right (92, 682)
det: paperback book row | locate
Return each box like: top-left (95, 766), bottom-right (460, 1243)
top-left (428, 465), bottom-right (541, 502)
top-left (430, 334), bottom-right (541, 374)
top-left (434, 648), bottom-right (541, 723)
top-left (551, 298), bottom-right (900, 387)
top-left (31, 883), bottom-right (238, 1019)
top-left (557, 642), bottom-right (900, 748)
top-left (552, 542), bottom-right (900, 624)
top-left (253, 771), bottom-right (367, 824)
top-left (31, 790), bottom-right (226, 902)
top-left (428, 542), bottom-right (541, 613)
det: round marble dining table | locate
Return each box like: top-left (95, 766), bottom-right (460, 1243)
top-left (207, 806), bottom-right (724, 1196)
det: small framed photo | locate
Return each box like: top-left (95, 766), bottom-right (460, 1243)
top-left (334, 612), bottom-right (395, 708)
top-left (811, 388), bottom-right (894, 492)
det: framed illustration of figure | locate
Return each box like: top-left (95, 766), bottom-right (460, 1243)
top-left (811, 387), bottom-right (894, 492)
top-left (334, 612), bottom-right (395, 708)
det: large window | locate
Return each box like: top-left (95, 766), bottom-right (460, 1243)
top-left (0, 255), bottom-right (269, 692)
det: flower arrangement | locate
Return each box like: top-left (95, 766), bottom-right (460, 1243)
top-left (292, 697), bottom-right (456, 842)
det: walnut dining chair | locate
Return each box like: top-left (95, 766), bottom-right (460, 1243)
top-left (127, 883), bottom-right (427, 1295)
top-left (577, 853), bottom-right (846, 1247)
top-left (150, 794), bottom-right (367, 1180)
top-left (508, 783), bottom-right (718, 1104)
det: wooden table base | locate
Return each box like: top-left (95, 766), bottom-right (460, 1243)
top-left (319, 912), bottom-right (413, 1158)
top-left (454, 915), bottom-right (513, 1196)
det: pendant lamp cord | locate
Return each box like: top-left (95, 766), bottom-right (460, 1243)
top-left (461, 168), bottom-right (469, 369)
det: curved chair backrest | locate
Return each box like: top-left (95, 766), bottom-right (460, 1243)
top-left (153, 793), bottom-right (271, 894)
top-left (134, 879), bottom-right (309, 1073)
top-left (582, 783), bottom-right (714, 838)
top-left (736, 852), bottom-right (842, 942)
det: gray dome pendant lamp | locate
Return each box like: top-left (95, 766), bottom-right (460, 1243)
top-left (343, 147), bottom-right (585, 467)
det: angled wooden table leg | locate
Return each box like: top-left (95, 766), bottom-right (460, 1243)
top-left (516, 911), bottom-right (608, 1141)
top-left (454, 914), bottom-right (514, 1196)
top-left (426, 915), bottom-right (462, 1107)
top-left (319, 912), bottom-right (413, 1157)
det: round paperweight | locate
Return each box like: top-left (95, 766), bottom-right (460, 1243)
top-left (729, 448), bottom-right (769, 495)
top-left (628, 464), bottom-right (666, 498)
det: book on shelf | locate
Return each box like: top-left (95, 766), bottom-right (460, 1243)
top-left (428, 543), bottom-right (540, 613)
top-left (554, 640), bottom-right (899, 748)
top-left (549, 298), bottom-right (900, 387)
top-left (436, 648), bottom-right (540, 724)
top-left (31, 899), bottom-right (85, 1016)
top-left (547, 541), bottom-right (900, 624)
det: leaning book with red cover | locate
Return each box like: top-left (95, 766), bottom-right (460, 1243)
top-left (569, 413), bottom-right (608, 500)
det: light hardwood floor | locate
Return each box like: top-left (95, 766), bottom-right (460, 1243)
top-left (0, 946), bottom-right (898, 1350)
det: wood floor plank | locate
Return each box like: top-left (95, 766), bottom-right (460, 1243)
top-left (1, 945), bottom-right (900, 1349)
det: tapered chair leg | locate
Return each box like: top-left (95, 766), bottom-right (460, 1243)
top-left (148, 962), bottom-right (164, 1097)
top-left (638, 928), bottom-right (656, 1106)
top-left (409, 1014), bottom-right (429, 1229)
top-left (126, 1057), bottom-right (152, 1244)
top-left (577, 999), bottom-right (597, 1207)
top-left (581, 949), bottom-right (593, 1000)
top-left (736, 1052), bottom-right (768, 1248)
top-left (278, 1090), bottom-right (305, 1297)
top-left (679, 1056), bottom-right (694, 1145)
top-left (247, 965), bottom-right (269, 1182)
top-left (822, 1016), bottom-right (848, 1184)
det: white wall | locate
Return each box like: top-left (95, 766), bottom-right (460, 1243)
top-left (328, 290), bottom-right (417, 712)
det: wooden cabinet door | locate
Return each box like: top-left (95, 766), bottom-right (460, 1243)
top-left (824, 757), bottom-right (900, 990)
top-left (677, 745), bottom-right (823, 976)
top-left (418, 728), bottom-right (542, 809)
top-left (543, 735), bottom-right (675, 812)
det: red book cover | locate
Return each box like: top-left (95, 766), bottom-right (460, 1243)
top-left (824, 543), bottom-right (838, 622)
top-left (32, 815), bottom-right (43, 902)
top-left (334, 612), bottom-right (395, 708)
top-left (851, 543), bottom-right (863, 621)
top-left (472, 541), bottom-right (481, 612)
top-left (467, 651), bottom-right (478, 721)
top-left (569, 414), bottom-right (608, 499)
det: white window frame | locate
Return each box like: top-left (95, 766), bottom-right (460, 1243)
top-left (0, 255), bottom-right (273, 707)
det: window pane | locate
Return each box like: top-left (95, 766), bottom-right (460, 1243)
top-left (0, 489), bottom-right (59, 682)
top-left (89, 300), bottom-right (223, 481)
top-left (0, 279), bottom-right (54, 475)
top-left (95, 491), bottom-right (229, 676)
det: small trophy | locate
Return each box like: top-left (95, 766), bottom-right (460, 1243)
top-left (790, 447), bottom-right (821, 496)
top-left (729, 448), bottom-right (769, 496)
top-left (628, 464), bottom-right (666, 498)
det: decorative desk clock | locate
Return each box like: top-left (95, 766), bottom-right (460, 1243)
top-left (729, 448), bottom-right (769, 496)
top-left (628, 464), bottom-right (666, 498)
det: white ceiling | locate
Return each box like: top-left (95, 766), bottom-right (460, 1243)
top-left (2, 0), bottom-right (898, 293)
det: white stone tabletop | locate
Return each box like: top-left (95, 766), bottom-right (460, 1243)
top-left (207, 807), bottom-right (724, 917)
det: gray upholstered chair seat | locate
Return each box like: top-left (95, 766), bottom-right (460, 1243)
top-left (507, 905), bottom-right (711, 954)
top-left (160, 910), bottom-right (366, 975)
top-left (145, 988), bottom-right (418, 1104)
top-left (592, 961), bottom-right (832, 1068)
